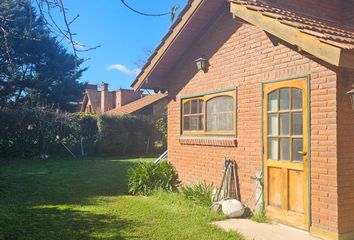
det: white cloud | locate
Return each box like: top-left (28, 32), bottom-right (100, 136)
top-left (108, 64), bottom-right (141, 76)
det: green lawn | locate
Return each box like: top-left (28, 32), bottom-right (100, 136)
top-left (0, 157), bottom-right (243, 240)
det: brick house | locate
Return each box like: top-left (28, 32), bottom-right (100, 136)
top-left (80, 82), bottom-right (144, 114)
top-left (131, 0), bottom-right (354, 239)
top-left (106, 93), bottom-right (168, 119)
top-left (80, 82), bottom-right (167, 119)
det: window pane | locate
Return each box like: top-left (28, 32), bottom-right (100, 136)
top-left (280, 138), bottom-right (290, 161)
top-left (191, 100), bottom-right (198, 114)
top-left (279, 113), bottom-right (290, 136)
top-left (225, 112), bottom-right (233, 131)
top-left (292, 112), bottom-right (303, 136)
top-left (206, 96), bottom-right (233, 131)
top-left (279, 88), bottom-right (290, 110)
top-left (183, 116), bottom-right (190, 130)
top-left (190, 116), bottom-right (198, 130)
top-left (268, 114), bottom-right (278, 136)
top-left (184, 101), bottom-right (190, 114)
top-left (268, 91), bottom-right (278, 112)
top-left (292, 139), bottom-right (303, 162)
top-left (198, 100), bottom-right (204, 113)
top-left (268, 138), bottom-right (278, 160)
top-left (292, 88), bottom-right (302, 110)
top-left (198, 115), bottom-right (204, 130)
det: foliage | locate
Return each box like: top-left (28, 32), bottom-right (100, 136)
top-left (153, 114), bottom-right (167, 151)
top-left (250, 208), bottom-right (269, 223)
top-left (0, 0), bottom-right (86, 111)
top-left (181, 181), bottom-right (214, 207)
top-left (0, 108), bottom-right (97, 158)
top-left (0, 109), bottom-right (167, 158)
top-left (97, 114), bottom-right (153, 156)
top-left (128, 161), bottom-right (180, 196)
top-left (0, 157), bottom-right (242, 240)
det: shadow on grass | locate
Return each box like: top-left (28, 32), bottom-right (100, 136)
top-left (0, 205), bottom-right (140, 240)
top-left (0, 157), bottom-right (147, 206)
top-left (0, 157), bottom-right (152, 240)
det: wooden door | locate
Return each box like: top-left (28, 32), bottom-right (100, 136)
top-left (263, 77), bottom-right (309, 230)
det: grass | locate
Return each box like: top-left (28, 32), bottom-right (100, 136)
top-left (0, 157), bottom-right (243, 240)
top-left (250, 208), bottom-right (269, 224)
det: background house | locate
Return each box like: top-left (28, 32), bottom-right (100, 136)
top-left (131, 0), bottom-right (354, 240)
top-left (105, 93), bottom-right (167, 119)
top-left (80, 83), bottom-right (144, 114)
top-left (80, 82), bottom-right (167, 119)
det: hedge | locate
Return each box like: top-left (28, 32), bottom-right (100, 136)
top-left (0, 108), bottom-right (166, 158)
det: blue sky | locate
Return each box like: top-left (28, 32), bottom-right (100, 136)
top-left (59, 0), bottom-right (187, 90)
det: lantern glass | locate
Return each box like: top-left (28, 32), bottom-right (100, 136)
top-left (194, 57), bottom-right (207, 72)
top-left (348, 89), bottom-right (354, 110)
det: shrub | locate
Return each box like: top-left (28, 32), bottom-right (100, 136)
top-left (0, 108), bottom-right (98, 158)
top-left (152, 115), bottom-right (167, 152)
top-left (181, 181), bottom-right (214, 207)
top-left (97, 114), bottom-right (153, 156)
top-left (128, 161), bottom-right (180, 196)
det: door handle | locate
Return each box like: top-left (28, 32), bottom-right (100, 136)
top-left (298, 151), bottom-right (307, 156)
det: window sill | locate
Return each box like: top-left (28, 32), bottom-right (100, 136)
top-left (179, 135), bottom-right (237, 147)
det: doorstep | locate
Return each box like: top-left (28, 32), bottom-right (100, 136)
top-left (213, 219), bottom-right (323, 240)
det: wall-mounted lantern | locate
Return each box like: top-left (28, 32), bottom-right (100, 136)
top-left (347, 88), bottom-right (354, 111)
top-left (194, 57), bottom-right (208, 72)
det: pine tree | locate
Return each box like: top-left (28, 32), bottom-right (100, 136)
top-left (0, 0), bottom-right (86, 111)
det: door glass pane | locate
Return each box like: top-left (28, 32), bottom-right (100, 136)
top-left (280, 138), bottom-right (290, 161)
top-left (191, 100), bottom-right (198, 114)
top-left (279, 88), bottom-right (290, 110)
top-left (184, 101), bottom-right (190, 114)
top-left (183, 116), bottom-right (190, 130)
top-left (292, 112), bottom-right (303, 136)
top-left (279, 113), bottom-right (290, 135)
top-left (268, 138), bottom-right (278, 160)
top-left (292, 88), bottom-right (303, 110)
top-left (268, 91), bottom-right (278, 112)
top-left (292, 139), bottom-right (303, 162)
top-left (268, 114), bottom-right (278, 136)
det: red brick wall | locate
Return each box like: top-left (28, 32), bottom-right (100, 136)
top-left (262, 0), bottom-right (342, 22)
top-left (343, 0), bottom-right (354, 26)
top-left (116, 89), bottom-right (143, 108)
top-left (166, 10), bottom-right (342, 234)
top-left (337, 70), bottom-right (354, 234)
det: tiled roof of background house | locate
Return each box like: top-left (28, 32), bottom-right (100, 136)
top-left (106, 93), bottom-right (167, 116)
top-left (231, 0), bottom-right (354, 50)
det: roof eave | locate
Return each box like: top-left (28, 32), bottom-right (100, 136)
top-left (131, 0), bottom-right (205, 91)
top-left (229, 2), bottom-right (354, 69)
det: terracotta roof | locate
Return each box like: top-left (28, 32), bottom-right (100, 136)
top-left (230, 0), bottom-right (354, 50)
top-left (106, 93), bottom-right (167, 116)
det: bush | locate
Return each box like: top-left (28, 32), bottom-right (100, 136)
top-left (152, 115), bottom-right (167, 152)
top-left (0, 108), bottom-right (97, 158)
top-left (181, 181), bottom-right (214, 207)
top-left (97, 114), bottom-right (153, 156)
top-left (128, 161), bottom-right (180, 196)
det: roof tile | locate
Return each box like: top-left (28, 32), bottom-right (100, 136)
top-left (231, 0), bottom-right (354, 50)
top-left (106, 93), bottom-right (167, 116)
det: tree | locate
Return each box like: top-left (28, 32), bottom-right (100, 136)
top-left (0, 0), bottom-right (86, 110)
